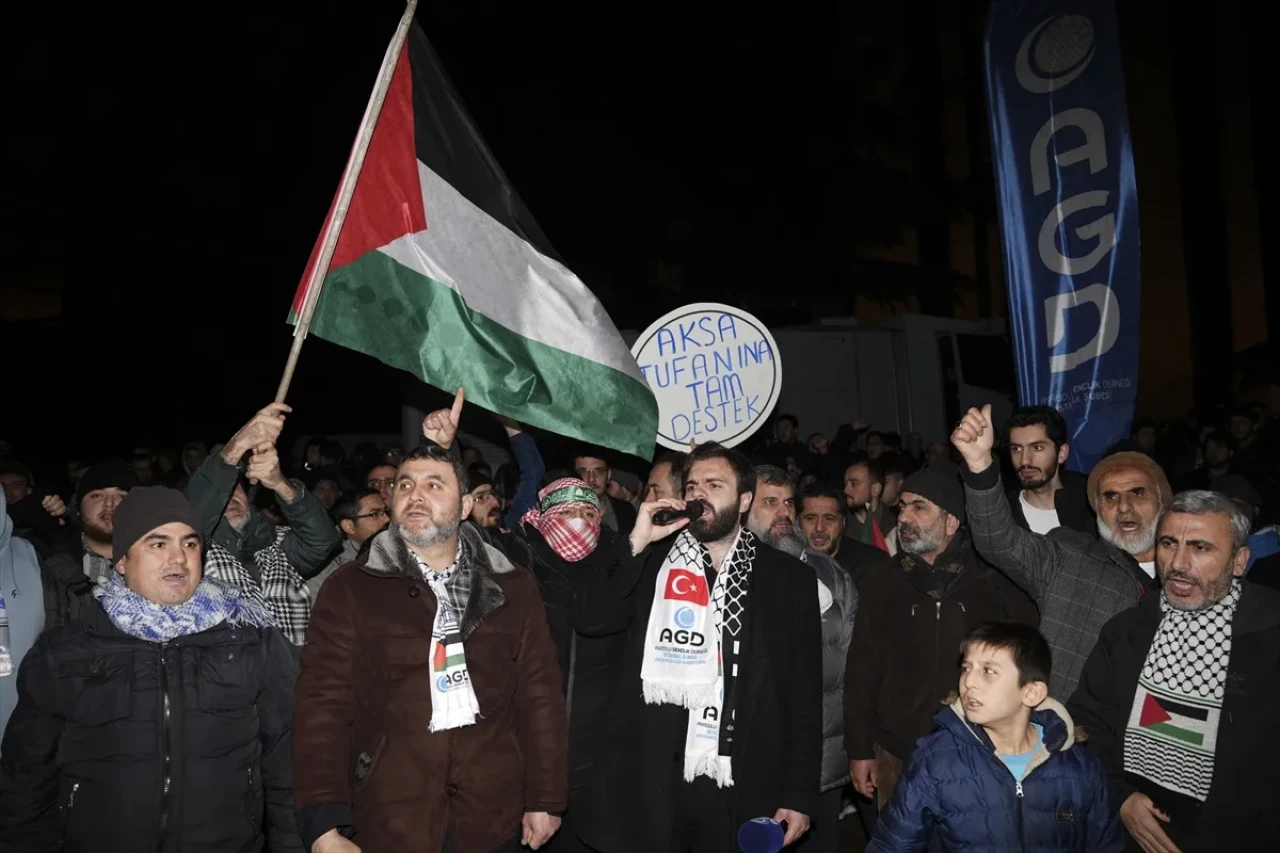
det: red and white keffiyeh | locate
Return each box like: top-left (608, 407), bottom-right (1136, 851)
top-left (521, 478), bottom-right (602, 562)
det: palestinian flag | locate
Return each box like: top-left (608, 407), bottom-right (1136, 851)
top-left (851, 508), bottom-right (889, 553)
top-left (1123, 683), bottom-right (1220, 800)
top-left (433, 634), bottom-right (467, 673)
top-left (290, 14), bottom-right (657, 458)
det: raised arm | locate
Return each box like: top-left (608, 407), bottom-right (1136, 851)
top-left (497, 416), bottom-right (545, 527)
top-left (573, 499), bottom-right (689, 637)
top-left (184, 403), bottom-right (291, 542)
top-left (952, 404), bottom-right (1059, 600)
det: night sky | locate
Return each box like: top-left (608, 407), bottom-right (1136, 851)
top-left (2, 1), bottom-right (1271, 469)
top-left (6, 0), bottom-right (932, 459)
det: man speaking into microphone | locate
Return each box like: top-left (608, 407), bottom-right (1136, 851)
top-left (575, 441), bottom-right (822, 853)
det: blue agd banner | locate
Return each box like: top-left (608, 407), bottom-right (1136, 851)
top-left (984, 1), bottom-right (1140, 472)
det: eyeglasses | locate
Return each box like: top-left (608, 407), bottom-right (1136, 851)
top-left (353, 508), bottom-right (390, 520)
top-left (367, 478), bottom-right (396, 488)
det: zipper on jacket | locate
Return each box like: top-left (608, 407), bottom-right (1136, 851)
top-left (157, 644), bottom-right (173, 851)
top-left (1015, 780), bottom-right (1026, 853)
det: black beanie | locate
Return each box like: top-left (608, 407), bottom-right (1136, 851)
top-left (901, 467), bottom-right (966, 525)
top-left (111, 486), bottom-right (202, 562)
top-left (78, 459), bottom-right (139, 501)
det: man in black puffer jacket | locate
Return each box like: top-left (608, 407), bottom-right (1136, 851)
top-left (0, 487), bottom-right (303, 853)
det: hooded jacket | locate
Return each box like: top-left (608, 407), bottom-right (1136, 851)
top-left (869, 698), bottom-right (1123, 852)
top-left (292, 524), bottom-right (567, 853)
top-left (0, 491), bottom-right (44, 734)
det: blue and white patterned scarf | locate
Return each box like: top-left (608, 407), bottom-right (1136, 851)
top-left (93, 573), bottom-right (274, 643)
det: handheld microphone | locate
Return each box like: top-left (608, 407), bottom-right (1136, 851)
top-left (737, 818), bottom-right (784, 853)
top-left (652, 501), bottom-right (705, 526)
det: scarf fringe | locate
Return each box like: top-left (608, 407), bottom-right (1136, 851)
top-left (642, 680), bottom-right (719, 709)
top-left (684, 753), bottom-right (734, 787)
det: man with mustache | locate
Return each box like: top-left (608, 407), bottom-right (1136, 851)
top-left (576, 443), bottom-right (821, 853)
top-left (1004, 405), bottom-right (1095, 536)
top-left (295, 443), bottom-right (567, 853)
top-left (952, 404), bottom-right (1160, 702)
top-left (0, 487), bottom-right (303, 853)
top-left (799, 483), bottom-right (887, 591)
top-left (845, 468), bottom-right (1037, 809)
top-left (1070, 491), bottom-right (1280, 853)
top-left (747, 466), bottom-right (856, 853)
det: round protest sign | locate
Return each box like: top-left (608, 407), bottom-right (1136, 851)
top-left (630, 303), bottom-right (782, 451)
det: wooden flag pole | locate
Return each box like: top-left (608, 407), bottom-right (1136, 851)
top-left (274, 0), bottom-right (421, 403)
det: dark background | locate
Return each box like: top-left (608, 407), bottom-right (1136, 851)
top-left (2, 0), bottom-right (1273, 470)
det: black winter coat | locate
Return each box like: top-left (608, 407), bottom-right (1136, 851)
top-left (574, 534), bottom-right (822, 853)
top-left (0, 602), bottom-right (303, 853)
top-left (497, 522), bottom-right (629, 790)
top-left (1068, 581), bottom-right (1280, 853)
top-left (844, 532), bottom-right (1040, 761)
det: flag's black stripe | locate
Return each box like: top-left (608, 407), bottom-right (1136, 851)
top-left (408, 21), bottom-right (561, 263)
top-left (1156, 695), bottom-right (1210, 722)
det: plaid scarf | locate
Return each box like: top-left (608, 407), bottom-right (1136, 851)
top-left (82, 535), bottom-right (115, 585)
top-left (94, 572), bottom-right (273, 643)
top-left (1124, 580), bottom-right (1241, 802)
top-left (416, 540), bottom-right (481, 731)
top-left (204, 527), bottom-right (311, 645)
top-left (642, 528), bottom-right (755, 787)
top-left (521, 478), bottom-right (601, 562)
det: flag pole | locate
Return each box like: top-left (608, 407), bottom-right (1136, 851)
top-left (274, 0), bottom-right (421, 403)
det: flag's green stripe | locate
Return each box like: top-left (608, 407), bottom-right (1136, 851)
top-left (1145, 721), bottom-right (1205, 747)
top-left (307, 250), bottom-right (658, 459)
top-left (436, 653), bottom-right (467, 671)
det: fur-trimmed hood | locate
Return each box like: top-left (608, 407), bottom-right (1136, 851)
top-left (362, 522), bottom-right (516, 640)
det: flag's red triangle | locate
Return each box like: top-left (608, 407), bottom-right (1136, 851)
top-left (293, 39), bottom-right (427, 317)
top-left (432, 640), bottom-right (446, 673)
top-left (870, 517), bottom-right (889, 554)
top-left (1139, 693), bottom-right (1172, 727)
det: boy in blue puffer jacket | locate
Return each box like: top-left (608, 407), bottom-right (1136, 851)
top-left (869, 621), bottom-right (1123, 852)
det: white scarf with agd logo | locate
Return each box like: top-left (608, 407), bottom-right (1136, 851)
top-left (641, 529), bottom-right (754, 787)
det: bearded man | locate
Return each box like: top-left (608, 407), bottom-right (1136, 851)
top-left (575, 443), bottom-right (821, 853)
top-left (952, 404), bottom-right (1159, 700)
top-left (746, 466), bottom-right (856, 853)
top-left (1003, 405), bottom-right (1094, 536)
top-left (1071, 491), bottom-right (1280, 853)
top-left (844, 468), bottom-right (1037, 809)
top-left (293, 443), bottom-right (567, 853)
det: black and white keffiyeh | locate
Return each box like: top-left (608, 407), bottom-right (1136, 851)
top-left (415, 539), bottom-right (481, 731)
top-left (204, 527), bottom-right (311, 645)
top-left (641, 528), bottom-right (755, 786)
top-left (1124, 580), bottom-right (1241, 802)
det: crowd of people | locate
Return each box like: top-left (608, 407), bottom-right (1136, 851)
top-left (0, 392), bottom-right (1277, 853)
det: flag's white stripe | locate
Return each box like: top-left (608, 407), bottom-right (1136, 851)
top-left (376, 161), bottom-right (643, 382)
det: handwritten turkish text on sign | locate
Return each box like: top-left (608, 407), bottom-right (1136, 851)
top-left (630, 304), bottom-right (782, 451)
